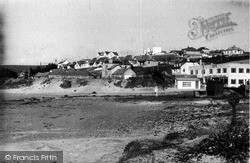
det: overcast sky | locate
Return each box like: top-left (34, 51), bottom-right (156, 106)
top-left (1, 0), bottom-right (249, 65)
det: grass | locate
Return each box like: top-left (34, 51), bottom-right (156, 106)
top-left (176, 121), bottom-right (249, 163)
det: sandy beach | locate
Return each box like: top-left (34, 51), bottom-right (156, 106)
top-left (0, 78), bottom-right (248, 162)
top-left (0, 84), bottom-right (249, 163)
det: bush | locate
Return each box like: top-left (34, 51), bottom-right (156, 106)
top-left (114, 80), bottom-right (122, 87)
top-left (76, 79), bottom-right (88, 87)
top-left (125, 77), bottom-right (154, 88)
top-left (60, 80), bottom-right (72, 89)
top-left (177, 122), bottom-right (249, 163)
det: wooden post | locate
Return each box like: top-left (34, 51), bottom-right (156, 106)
top-left (227, 92), bottom-right (240, 126)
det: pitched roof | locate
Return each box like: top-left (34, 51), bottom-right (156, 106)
top-left (225, 45), bottom-right (243, 51)
top-left (88, 70), bottom-right (102, 77)
top-left (89, 58), bottom-right (97, 65)
top-left (112, 68), bottom-right (133, 76)
top-left (76, 59), bottom-right (90, 65)
top-left (58, 59), bottom-right (67, 64)
top-left (105, 51), bottom-right (111, 54)
top-left (107, 65), bottom-right (118, 70)
top-left (96, 57), bottom-right (109, 63)
top-left (112, 68), bottom-right (124, 75)
top-left (98, 52), bottom-right (105, 56)
top-left (113, 52), bottom-right (119, 56)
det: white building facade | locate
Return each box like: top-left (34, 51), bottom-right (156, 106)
top-left (189, 60), bottom-right (250, 87)
top-left (223, 46), bottom-right (244, 56)
top-left (175, 78), bottom-right (201, 90)
top-left (180, 62), bottom-right (200, 75)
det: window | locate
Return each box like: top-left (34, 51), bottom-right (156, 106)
top-left (247, 68), bottom-right (250, 73)
top-left (217, 68), bottom-right (221, 73)
top-left (231, 68), bottom-right (236, 73)
top-left (190, 70), bottom-right (193, 75)
top-left (239, 68), bottom-right (244, 73)
top-left (223, 68), bottom-right (227, 73)
top-left (239, 79), bottom-right (244, 85)
top-left (195, 70), bottom-right (198, 74)
top-left (183, 69), bottom-right (185, 72)
top-left (231, 79), bottom-right (236, 84)
top-left (209, 69), bottom-right (213, 74)
top-left (182, 82), bottom-right (191, 87)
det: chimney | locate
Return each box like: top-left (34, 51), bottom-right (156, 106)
top-left (187, 57), bottom-right (190, 62)
top-left (199, 59), bottom-right (202, 65)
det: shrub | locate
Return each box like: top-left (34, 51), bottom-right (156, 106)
top-left (60, 80), bottom-right (72, 89)
top-left (114, 80), bottom-right (122, 87)
top-left (76, 79), bottom-right (88, 87)
top-left (176, 122), bottom-right (249, 163)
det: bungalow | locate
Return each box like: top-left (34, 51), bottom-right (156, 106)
top-left (175, 77), bottom-right (201, 90)
top-left (102, 64), bottom-right (121, 78)
top-left (182, 47), bottom-right (202, 59)
top-left (223, 45), bottom-right (244, 56)
top-left (111, 68), bottom-right (136, 79)
top-left (75, 60), bottom-right (91, 69)
top-left (124, 68), bottom-right (136, 79)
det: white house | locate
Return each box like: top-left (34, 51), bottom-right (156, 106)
top-left (101, 64), bottom-right (121, 78)
top-left (152, 47), bottom-right (162, 55)
top-left (180, 62), bottom-right (199, 75)
top-left (175, 77), bottom-right (201, 90)
top-left (97, 51), bottom-right (119, 59)
top-left (124, 68), bottom-right (136, 79)
top-left (57, 59), bottom-right (69, 69)
top-left (111, 68), bottom-right (136, 79)
top-left (75, 60), bottom-right (90, 69)
top-left (189, 59), bottom-right (250, 87)
top-left (223, 45), bottom-right (244, 56)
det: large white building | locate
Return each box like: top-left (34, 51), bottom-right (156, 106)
top-left (180, 62), bottom-right (200, 75)
top-left (152, 47), bottom-right (162, 55)
top-left (189, 60), bottom-right (250, 87)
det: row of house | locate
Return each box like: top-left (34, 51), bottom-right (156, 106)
top-left (38, 66), bottom-right (136, 81)
top-left (172, 59), bottom-right (250, 89)
top-left (57, 45), bottom-right (246, 70)
top-left (170, 45), bottom-right (245, 59)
